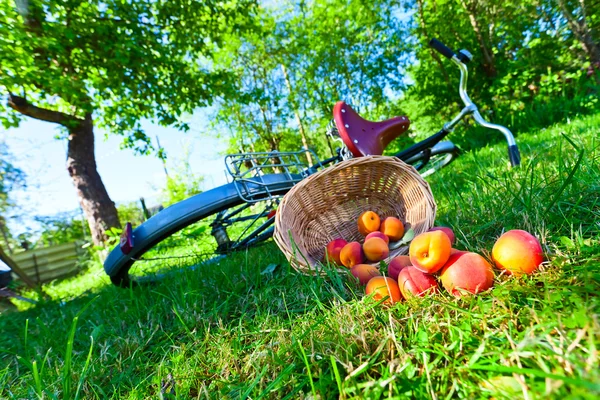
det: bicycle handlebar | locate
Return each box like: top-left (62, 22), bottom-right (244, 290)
top-left (429, 38), bottom-right (455, 59)
top-left (430, 38), bottom-right (521, 167)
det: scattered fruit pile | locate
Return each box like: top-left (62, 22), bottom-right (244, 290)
top-left (324, 211), bottom-right (544, 305)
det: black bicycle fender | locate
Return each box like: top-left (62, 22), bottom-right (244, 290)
top-left (103, 174), bottom-right (297, 278)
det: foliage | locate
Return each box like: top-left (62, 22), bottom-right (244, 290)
top-left (211, 0), bottom-right (411, 159)
top-left (33, 201), bottom-right (148, 248)
top-left (207, 0), bottom-right (600, 157)
top-left (34, 212), bottom-right (87, 247)
top-left (116, 202), bottom-right (146, 227)
top-left (1, 112), bottom-right (599, 398)
top-left (160, 147), bottom-right (204, 206)
top-left (401, 0), bottom-right (600, 149)
top-left (0, 0), bottom-right (258, 152)
top-left (0, 0), bottom-right (259, 244)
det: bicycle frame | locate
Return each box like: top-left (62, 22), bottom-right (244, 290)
top-left (212, 40), bottom-right (523, 253)
top-left (107, 39), bottom-right (522, 286)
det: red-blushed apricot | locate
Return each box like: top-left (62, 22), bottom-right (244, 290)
top-left (440, 252), bottom-right (494, 297)
top-left (409, 231), bottom-right (452, 274)
top-left (387, 255), bottom-right (412, 280)
top-left (365, 231), bottom-right (389, 245)
top-left (350, 264), bottom-right (382, 285)
top-left (397, 266), bottom-right (439, 298)
top-left (492, 230), bottom-right (544, 276)
top-left (365, 276), bottom-right (403, 305)
top-left (325, 238), bottom-right (348, 266)
top-left (358, 211), bottom-right (381, 236)
top-left (379, 217), bottom-right (405, 241)
top-left (339, 241), bottom-right (364, 268)
top-left (363, 237), bottom-right (389, 262)
top-left (429, 226), bottom-right (456, 245)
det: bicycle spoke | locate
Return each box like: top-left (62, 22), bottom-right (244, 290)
top-left (125, 199), bottom-right (276, 281)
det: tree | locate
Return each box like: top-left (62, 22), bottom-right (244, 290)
top-left (0, 0), bottom-right (256, 244)
top-left (555, 0), bottom-right (600, 64)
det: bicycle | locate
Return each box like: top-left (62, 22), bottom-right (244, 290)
top-left (104, 38), bottom-right (521, 287)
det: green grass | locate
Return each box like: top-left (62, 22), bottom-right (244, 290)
top-left (1, 113), bottom-right (600, 399)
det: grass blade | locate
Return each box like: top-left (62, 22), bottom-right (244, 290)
top-left (544, 133), bottom-right (585, 215)
top-left (62, 297), bottom-right (98, 399)
top-left (296, 339), bottom-right (317, 398)
top-left (74, 336), bottom-right (94, 400)
top-left (470, 364), bottom-right (600, 391)
top-left (32, 360), bottom-right (42, 399)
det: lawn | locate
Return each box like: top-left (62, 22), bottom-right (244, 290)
top-left (1, 113), bottom-right (599, 399)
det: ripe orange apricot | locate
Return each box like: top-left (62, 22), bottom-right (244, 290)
top-left (350, 264), bottom-right (382, 285)
top-left (440, 252), bottom-right (494, 297)
top-left (325, 238), bottom-right (348, 266)
top-left (387, 255), bottom-right (412, 280)
top-left (492, 230), bottom-right (544, 276)
top-left (339, 241), bottom-right (364, 268)
top-left (409, 231), bottom-right (452, 274)
top-left (365, 276), bottom-right (402, 305)
top-left (358, 211), bottom-right (381, 236)
top-left (379, 217), bottom-right (405, 241)
top-left (363, 237), bottom-right (389, 262)
top-left (365, 231), bottom-right (389, 245)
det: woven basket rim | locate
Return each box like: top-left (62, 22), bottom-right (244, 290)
top-left (273, 155), bottom-right (437, 275)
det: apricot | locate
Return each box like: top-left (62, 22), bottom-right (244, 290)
top-left (379, 217), bottom-right (405, 241)
top-left (365, 231), bottom-right (389, 245)
top-left (350, 264), bottom-right (382, 285)
top-left (440, 252), bottom-right (495, 297)
top-left (358, 211), bottom-right (381, 236)
top-left (409, 231), bottom-right (452, 274)
top-left (429, 226), bottom-right (456, 245)
top-left (325, 238), bottom-right (348, 266)
top-left (492, 230), bottom-right (544, 276)
top-left (339, 241), bottom-right (364, 268)
top-left (365, 276), bottom-right (402, 305)
top-left (387, 255), bottom-right (412, 280)
top-left (363, 237), bottom-right (389, 262)
top-left (450, 248), bottom-right (464, 255)
top-left (397, 266), bottom-right (439, 298)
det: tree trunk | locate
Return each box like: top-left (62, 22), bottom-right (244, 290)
top-left (559, 0), bottom-right (600, 63)
top-left (459, 0), bottom-right (497, 78)
top-left (66, 114), bottom-right (120, 245)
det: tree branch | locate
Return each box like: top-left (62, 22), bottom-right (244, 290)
top-left (7, 93), bottom-right (83, 128)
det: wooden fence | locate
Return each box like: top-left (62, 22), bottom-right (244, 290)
top-left (11, 242), bottom-right (84, 284)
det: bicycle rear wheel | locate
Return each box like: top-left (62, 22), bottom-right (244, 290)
top-left (404, 141), bottom-right (459, 177)
top-left (104, 174), bottom-right (295, 287)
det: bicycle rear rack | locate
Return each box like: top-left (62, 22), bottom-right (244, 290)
top-left (224, 150), bottom-right (320, 203)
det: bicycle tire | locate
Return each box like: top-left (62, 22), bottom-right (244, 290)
top-left (104, 173), bottom-right (297, 287)
top-left (403, 141), bottom-right (459, 177)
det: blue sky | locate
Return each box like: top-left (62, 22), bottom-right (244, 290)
top-left (1, 112), bottom-right (229, 236)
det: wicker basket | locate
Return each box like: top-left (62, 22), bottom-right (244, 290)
top-left (274, 155), bottom-right (437, 274)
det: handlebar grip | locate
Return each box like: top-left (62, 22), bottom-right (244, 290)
top-left (508, 144), bottom-right (521, 167)
top-left (429, 38), bottom-right (455, 59)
